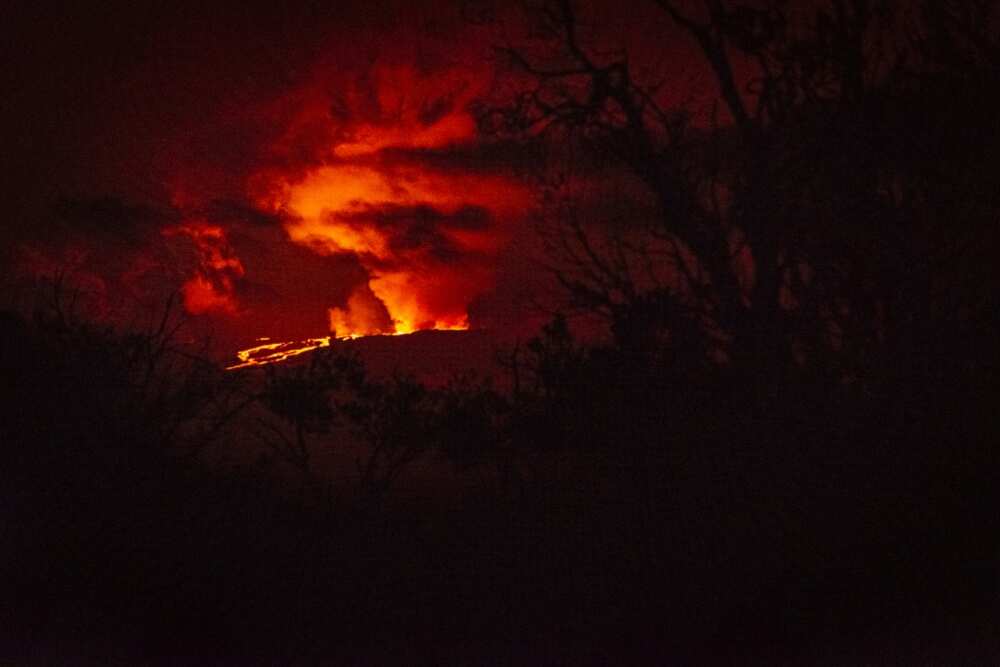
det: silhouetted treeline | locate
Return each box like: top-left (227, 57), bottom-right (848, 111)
top-left (3, 285), bottom-right (998, 663)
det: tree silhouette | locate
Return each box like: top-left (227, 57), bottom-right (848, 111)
top-left (481, 0), bottom-right (999, 406)
top-left (1, 278), bottom-right (271, 657)
top-left (472, 1), bottom-right (1000, 655)
top-left (255, 349), bottom-right (440, 509)
top-left (342, 371), bottom-right (439, 508)
top-left (256, 351), bottom-right (345, 486)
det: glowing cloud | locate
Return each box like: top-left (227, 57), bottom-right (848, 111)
top-left (162, 221), bottom-right (244, 315)
top-left (247, 61), bottom-right (530, 340)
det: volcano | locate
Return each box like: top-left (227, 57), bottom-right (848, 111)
top-left (227, 328), bottom-right (507, 385)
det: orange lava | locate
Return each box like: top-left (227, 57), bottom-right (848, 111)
top-left (226, 336), bottom-right (334, 370)
top-left (226, 330), bottom-right (433, 370)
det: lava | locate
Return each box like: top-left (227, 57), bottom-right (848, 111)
top-left (226, 330), bottom-right (428, 370)
top-left (226, 335), bottom-right (334, 370)
top-left (157, 51), bottom-right (531, 365)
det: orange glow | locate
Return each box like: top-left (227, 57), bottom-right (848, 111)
top-left (244, 60), bottom-right (530, 349)
top-left (144, 57), bottom-right (540, 370)
top-left (328, 284), bottom-right (393, 338)
top-left (180, 274), bottom-right (238, 315)
top-left (227, 330), bottom-right (423, 370)
top-left (368, 268), bottom-right (475, 334)
top-left (163, 221), bottom-right (244, 315)
top-left (262, 161), bottom-right (525, 338)
top-left (328, 64), bottom-right (479, 157)
top-left (227, 336), bottom-right (333, 369)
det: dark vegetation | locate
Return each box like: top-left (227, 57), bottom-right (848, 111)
top-left (4, 1), bottom-right (1000, 663)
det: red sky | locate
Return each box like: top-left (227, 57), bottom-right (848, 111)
top-left (2, 0), bottom-right (706, 360)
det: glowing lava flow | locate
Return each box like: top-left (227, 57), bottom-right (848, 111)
top-left (227, 336), bottom-right (335, 370)
top-left (225, 325), bottom-right (468, 370)
top-left (212, 63), bottom-right (529, 369)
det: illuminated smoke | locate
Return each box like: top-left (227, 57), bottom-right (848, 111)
top-left (328, 283), bottom-right (392, 338)
top-left (247, 61), bottom-right (529, 339)
top-left (162, 221), bottom-right (244, 315)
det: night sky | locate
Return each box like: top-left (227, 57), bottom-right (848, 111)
top-left (2, 1), bottom-right (712, 361)
top-left (4, 2), bottom-right (520, 354)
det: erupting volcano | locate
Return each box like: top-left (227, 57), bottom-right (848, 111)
top-left (5, 2), bottom-right (540, 370)
top-left (172, 59), bottom-right (531, 368)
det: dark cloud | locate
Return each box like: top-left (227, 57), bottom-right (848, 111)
top-left (2, 0), bottom-right (460, 230)
top-left (197, 200), bottom-right (284, 229)
top-left (417, 87), bottom-right (466, 127)
top-left (50, 197), bottom-right (174, 248)
top-left (338, 203), bottom-right (493, 231)
top-left (326, 203), bottom-right (494, 264)
top-left (225, 224), bottom-right (371, 342)
top-left (371, 139), bottom-right (544, 175)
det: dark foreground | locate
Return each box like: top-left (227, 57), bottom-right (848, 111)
top-left (3, 316), bottom-right (998, 665)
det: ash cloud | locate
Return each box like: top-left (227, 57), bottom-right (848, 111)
top-left (371, 140), bottom-right (546, 175)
